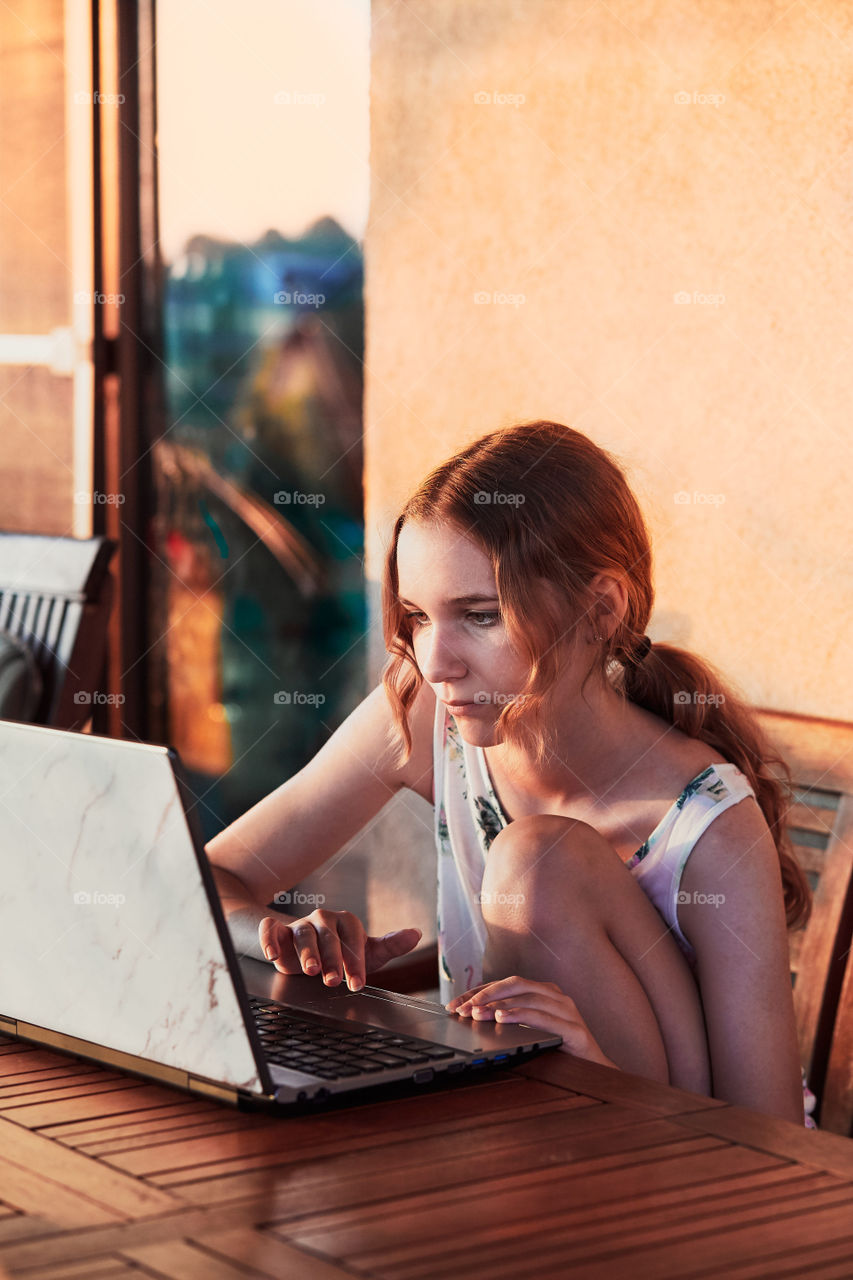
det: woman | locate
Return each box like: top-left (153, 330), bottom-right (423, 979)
top-left (207, 420), bottom-right (812, 1126)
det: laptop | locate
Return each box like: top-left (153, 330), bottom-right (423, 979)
top-left (0, 720), bottom-right (562, 1111)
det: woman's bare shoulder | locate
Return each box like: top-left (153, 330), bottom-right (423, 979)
top-left (636, 708), bottom-right (730, 792)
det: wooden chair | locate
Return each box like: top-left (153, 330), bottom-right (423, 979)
top-left (755, 708), bottom-right (853, 1135)
top-left (821, 922), bottom-right (853, 1136)
top-left (373, 707), bottom-right (853, 1134)
top-left (0, 533), bottom-right (116, 728)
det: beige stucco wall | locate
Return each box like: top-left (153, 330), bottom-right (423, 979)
top-left (357, 0), bottom-right (853, 941)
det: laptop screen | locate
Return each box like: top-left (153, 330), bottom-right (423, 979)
top-left (0, 721), bottom-right (263, 1094)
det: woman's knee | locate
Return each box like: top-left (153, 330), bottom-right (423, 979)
top-left (484, 813), bottom-right (617, 908)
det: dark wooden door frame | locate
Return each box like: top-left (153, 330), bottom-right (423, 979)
top-left (92, 0), bottom-right (166, 743)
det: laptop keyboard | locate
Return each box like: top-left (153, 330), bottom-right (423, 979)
top-left (248, 996), bottom-right (458, 1079)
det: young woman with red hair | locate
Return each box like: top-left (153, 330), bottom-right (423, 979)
top-left (207, 420), bottom-right (813, 1126)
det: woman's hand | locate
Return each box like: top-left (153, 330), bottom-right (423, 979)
top-left (259, 909), bottom-right (422, 993)
top-left (446, 975), bottom-right (620, 1069)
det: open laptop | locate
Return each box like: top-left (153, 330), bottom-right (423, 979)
top-left (0, 719), bottom-right (561, 1111)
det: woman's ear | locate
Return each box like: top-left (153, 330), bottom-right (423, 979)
top-left (586, 572), bottom-right (629, 640)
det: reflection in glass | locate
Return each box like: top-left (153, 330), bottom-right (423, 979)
top-left (152, 6), bottom-right (368, 840)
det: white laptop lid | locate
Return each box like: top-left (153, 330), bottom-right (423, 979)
top-left (0, 720), bottom-right (265, 1094)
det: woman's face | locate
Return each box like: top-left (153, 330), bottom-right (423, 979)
top-left (395, 519), bottom-right (571, 745)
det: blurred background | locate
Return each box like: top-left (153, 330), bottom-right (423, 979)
top-left (0, 0), bottom-right (370, 855)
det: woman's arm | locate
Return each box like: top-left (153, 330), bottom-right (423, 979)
top-left (677, 798), bottom-right (805, 1126)
top-left (205, 679), bottom-right (436, 971)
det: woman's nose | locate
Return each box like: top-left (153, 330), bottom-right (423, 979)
top-left (416, 626), bottom-right (467, 683)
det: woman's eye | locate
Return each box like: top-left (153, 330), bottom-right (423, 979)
top-left (403, 610), bottom-right (499, 628)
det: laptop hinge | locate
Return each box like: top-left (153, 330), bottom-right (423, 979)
top-left (8, 1020), bottom-right (191, 1092)
top-left (188, 1076), bottom-right (242, 1106)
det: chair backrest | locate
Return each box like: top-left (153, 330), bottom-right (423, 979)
top-left (0, 533), bottom-right (116, 729)
top-left (755, 708), bottom-right (853, 1134)
top-left (821, 917), bottom-right (853, 1136)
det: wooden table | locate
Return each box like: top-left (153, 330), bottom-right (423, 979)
top-left (0, 1031), bottom-right (851, 1279)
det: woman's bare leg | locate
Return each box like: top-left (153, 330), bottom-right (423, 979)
top-left (480, 814), bottom-right (711, 1093)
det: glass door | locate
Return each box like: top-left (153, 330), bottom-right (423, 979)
top-left (153, 0), bottom-right (369, 837)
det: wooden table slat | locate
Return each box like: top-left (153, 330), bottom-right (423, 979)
top-left (0, 1038), bottom-right (850, 1278)
top-left (342, 1171), bottom-right (852, 1279)
top-left (38, 1099), bottom-right (222, 1141)
top-left (123, 1232), bottom-right (356, 1280)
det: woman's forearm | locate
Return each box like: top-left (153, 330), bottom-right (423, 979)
top-left (208, 863), bottom-right (298, 962)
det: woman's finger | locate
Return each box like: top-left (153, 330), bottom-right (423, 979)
top-left (258, 917), bottom-right (299, 969)
top-left (449, 975), bottom-right (569, 1011)
top-left (463, 989), bottom-right (576, 1021)
top-left (289, 920), bottom-right (324, 976)
top-left (444, 981), bottom-right (493, 1009)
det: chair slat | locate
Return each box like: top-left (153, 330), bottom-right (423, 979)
top-left (0, 535), bottom-right (116, 731)
top-left (788, 800), bottom-right (839, 836)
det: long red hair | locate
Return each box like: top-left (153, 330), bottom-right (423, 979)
top-left (381, 420), bottom-right (810, 931)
